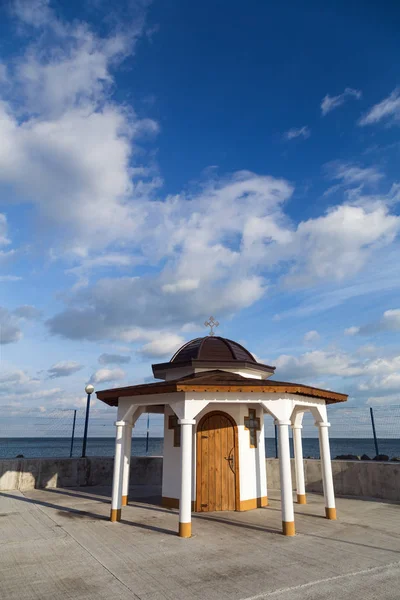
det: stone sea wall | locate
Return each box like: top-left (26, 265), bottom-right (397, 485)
top-left (0, 456), bottom-right (162, 491)
top-left (266, 458), bottom-right (400, 502)
top-left (0, 456), bottom-right (399, 502)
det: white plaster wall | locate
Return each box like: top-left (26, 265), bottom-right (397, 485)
top-left (237, 404), bottom-right (267, 502)
top-left (161, 405), bottom-right (182, 500)
top-left (194, 367), bottom-right (266, 380)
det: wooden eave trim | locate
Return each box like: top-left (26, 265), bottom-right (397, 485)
top-left (176, 384), bottom-right (347, 403)
top-left (97, 383), bottom-right (347, 404)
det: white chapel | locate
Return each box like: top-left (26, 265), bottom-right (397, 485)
top-left (97, 327), bottom-right (347, 537)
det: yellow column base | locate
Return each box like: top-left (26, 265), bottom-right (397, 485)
top-left (178, 522), bottom-right (192, 538)
top-left (325, 507), bottom-right (337, 520)
top-left (282, 521), bottom-right (295, 536)
top-left (110, 508), bottom-right (121, 522)
top-left (121, 495), bottom-right (128, 507)
top-left (297, 493), bottom-right (307, 505)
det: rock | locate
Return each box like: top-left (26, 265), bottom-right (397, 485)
top-left (373, 454), bottom-right (390, 461)
top-left (334, 454), bottom-right (360, 460)
top-left (390, 457), bottom-right (400, 462)
top-left (361, 454), bottom-right (371, 460)
top-left (15, 454), bottom-right (24, 458)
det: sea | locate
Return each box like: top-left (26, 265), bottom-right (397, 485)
top-left (0, 437), bottom-right (399, 460)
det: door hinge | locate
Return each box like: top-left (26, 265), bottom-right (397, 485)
top-left (201, 504), bottom-right (208, 507)
top-left (202, 435), bottom-right (208, 439)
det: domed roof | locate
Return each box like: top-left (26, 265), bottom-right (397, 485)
top-left (152, 335), bottom-right (275, 380)
top-left (170, 336), bottom-right (257, 364)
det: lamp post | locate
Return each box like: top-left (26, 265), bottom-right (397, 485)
top-left (82, 384), bottom-right (94, 458)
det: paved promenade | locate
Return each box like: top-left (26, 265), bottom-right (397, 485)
top-left (1, 485), bottom-right (399, 599)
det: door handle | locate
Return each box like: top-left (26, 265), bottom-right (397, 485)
top-left (224, 449), bottom-right (235, 473)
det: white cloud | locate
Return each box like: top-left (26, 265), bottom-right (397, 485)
top-left (367, 394), bottom-right (400, 406)
top-left (303, 330), bottom-right (320, 344)
top-left (0, 3), bottom-right (158, 256)
top-left (283, 126), bottom-right (310, 140)
top-left (66, 253), bottom-right (139, 274)
top-left (0, 101), bottom-right (158, 254)
top-left (347, 308), bottom-right (400, 336)
top-left (0, 214), bottom-right (19, 281)
top-left (47, 360), bottom-right (84, 378)
top-left (359, 88), bottom-right (400, 126)
top-left (14, 305), bottom-right (41, 319)
top-left (356, 344), bottom-right (378, 356)
top-left (0, 368), bottom-right (40, 393)
top-left (1, 387), bottom-right (62, 405)
top-left (0, 249), bottom-right (18, 268)
top-left (162, 279), bottom-right (199, 294)
top-left (98, 353), bottom-right (131, 365)
top-left (273, 350), bottom-right (363, 380)
top-left (269, 345), bottom-right (400, 404)
top-left (281, 204), bottom-right (399, 287)
top-left (326, 161), bottom-right (383, 186)
top-left (345, 326), bottom-right (360, 336)
top-left (323, 162), bottom-right (384, 197)
top-left (381, 309), bottom-right (400, 329)
top-left (359, 372), bottom-right (400, 392)
top-left (363, 355), bottom-right (400, 376)
top-left (139, 334), bottom-right (185, 358)
top-left (274, 245), bottom-right (400, 322)
top-left (321, 88), bottom-right (362, 116)
top-left (90, 368), bottom-right (126, 384)
top-left (115, 327), bottom-right (184, 358)
top-left (45, 185), bottom-right (400, 339)
top-left (0, 309), bottom-right (22, 344)
top-left (0, 305), bottom-right (40, 344)
top-left (0, 275), bottom-right (21, 282)
top-left (0, 214), bottom-right (11, 246)
top-left (12, 0), bottom-right (53, 27)
top-left (45, 170), bottom-right (294, 338)
top-left (180, 322), bottom-right (202, 333)
top-left (65, 253), bottom-right (142, 289)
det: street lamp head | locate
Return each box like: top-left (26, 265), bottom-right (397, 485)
top-left (85, 384), bottom-right (95, 395)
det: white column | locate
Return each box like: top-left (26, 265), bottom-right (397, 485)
top-left (178, 418), bottom-right (195, 538)
top-left (318, 421), bottom-right (336, 520)
top-left (276, 420), bottom-right (295, 536)
top-left (110, 420), bottom-right (125, 522)
top-left (259, 417), bottom-right (268, 506)
top-left (121, 421), bottom-right (133, 507)
top-left (292, 424), bottom-right (306, 504)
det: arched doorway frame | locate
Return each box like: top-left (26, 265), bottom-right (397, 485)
top-left (196, 410), bottom-right (240, 512)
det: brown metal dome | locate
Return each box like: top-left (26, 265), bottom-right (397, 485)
top-left (170, 336), bottom-right (257, 364)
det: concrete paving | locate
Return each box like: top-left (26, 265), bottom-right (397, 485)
top-left (0, 485), bottom-right (399, 600)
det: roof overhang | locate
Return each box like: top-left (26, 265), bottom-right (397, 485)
top-left (96, 371), bottom-right (348, 407)
top-left (152, 359), bottom-right (275, 380)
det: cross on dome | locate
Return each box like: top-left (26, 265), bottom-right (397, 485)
top-left (204, 316), bottom-right (219, 336)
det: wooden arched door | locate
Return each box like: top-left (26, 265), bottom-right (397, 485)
top-left (196, 411), bottom-right (239, 512)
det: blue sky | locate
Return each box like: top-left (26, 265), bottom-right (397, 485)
top-left (1, 0), bottom-right (400, 427)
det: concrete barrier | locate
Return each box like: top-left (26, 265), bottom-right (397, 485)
top-left (0, 456), bottom-right (163, 491)
top-left (0, 456), bottom-right (399, 502)
top-left (266, 458), bottom-right (400, 502)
